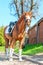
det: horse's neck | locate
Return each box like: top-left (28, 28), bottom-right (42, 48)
top-left (18, 14), bottom-right (24, 23)
top-left (17, 15), bottom-right (25, 33)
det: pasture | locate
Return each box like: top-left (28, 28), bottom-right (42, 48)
top-left (0, 43), bottom-right (43, 55)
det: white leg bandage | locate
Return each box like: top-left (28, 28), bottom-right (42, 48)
top-left (9, 48), bottom-right (14, 61)
top-left (19, 49), bottom-right (22, 61)
top-left (5, 48), bottom-right (9, 58)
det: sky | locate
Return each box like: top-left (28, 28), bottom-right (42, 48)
top-left (0, 0), bottom-right (18, 26)
top-left (0, 0), bottom-right (43, 27)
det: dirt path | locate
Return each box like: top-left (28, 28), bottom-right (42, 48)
top-left (0, 52), bottom-right (43, 65)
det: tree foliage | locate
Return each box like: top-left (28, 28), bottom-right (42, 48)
top-left (0, 26), bottom-right (5, 46)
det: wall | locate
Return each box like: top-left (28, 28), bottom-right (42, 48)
top-left (28, 19), bottom-right (43, 44)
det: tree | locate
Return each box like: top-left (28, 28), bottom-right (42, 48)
top-left (9, 0), bottom-right (40, 18)
top-left (0, 26), bottom-right (5, 46)
top-left (9, 0), bottom-right (41, 44)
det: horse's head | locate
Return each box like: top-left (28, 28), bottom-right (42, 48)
top-left (24, 12), bottom-right (32, 26)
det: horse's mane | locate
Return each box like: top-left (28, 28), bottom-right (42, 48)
top-left (14, 13), bottom-right (25, 33)
top-left (17, 13), bottom-right (25, 24)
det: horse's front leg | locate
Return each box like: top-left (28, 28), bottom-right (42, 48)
top-left (19, 37), bottom-right (25, 61)
top-left (9, 39), bottom-right (15, 61)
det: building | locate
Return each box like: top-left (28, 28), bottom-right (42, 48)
top-left (28, 18), bottom-right (43, 44)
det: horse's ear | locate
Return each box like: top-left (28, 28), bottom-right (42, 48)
top-left (29, 11), bottom-right (32, 17)
top-left (29, 11), bottom-right (32, 15)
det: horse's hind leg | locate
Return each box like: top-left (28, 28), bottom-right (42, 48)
top-left (9, 39), bottom-right (15, 61)
top-left (5, 38), bottom-right (9, 59)
top-left (4, 34), bottom-right (12, 59)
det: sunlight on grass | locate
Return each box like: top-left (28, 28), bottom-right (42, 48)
top-left (0, 43), bottom-right (43, 55)
top-left (23, 46), bottom-right (43, 55)
top-left (14, 43), bottom-right (43, 55)
top-left (0, 46), bottom-right (5, 52)
top-left (14, 48), bottom-right (19, 53)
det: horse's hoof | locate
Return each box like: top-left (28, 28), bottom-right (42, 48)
top-left (19, 59), bottom-right (23, 61)
top-left (5, 56), bottom-right (9, 60)
top-left (9, 58), bottom-right (13, 61)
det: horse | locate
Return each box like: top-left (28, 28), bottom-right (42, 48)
top-left (4, 12), bottom-right (32, 61)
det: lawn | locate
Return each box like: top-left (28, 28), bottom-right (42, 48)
top-left (14, 43), bottom-right (43, 55)
top-left (0, 46), bottom-right (5, 52)
top-left (23, 43), bottom-right (43, 55)
top-left (0, 43), bottom-right (43, 55)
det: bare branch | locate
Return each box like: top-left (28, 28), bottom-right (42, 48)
top-left (9, 0), bottom-right (40, 19)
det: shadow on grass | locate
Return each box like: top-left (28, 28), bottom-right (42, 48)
top-left (13, 43), bottom-right (43, 55)
top-left (23, 43), bottom-right (43, 55)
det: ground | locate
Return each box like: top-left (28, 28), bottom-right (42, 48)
top-left (0, 52), bottom-right (43, 65)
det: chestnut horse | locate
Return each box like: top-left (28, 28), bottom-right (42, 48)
top-left (4, 12), bottom-right (32, 61)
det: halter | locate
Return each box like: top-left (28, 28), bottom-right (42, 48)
top-left (24, 16), bottom-right (31, 23)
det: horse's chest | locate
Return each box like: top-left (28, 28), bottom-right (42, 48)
top-left (18, 33), bottom-right (24, 40)
top-left (18, 23), bottom-right (25, 33)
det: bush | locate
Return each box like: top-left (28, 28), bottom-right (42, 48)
top-left (0, 26), bottom-right (5, 46)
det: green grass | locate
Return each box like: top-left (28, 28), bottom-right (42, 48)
top-left (14, 43), bottom-right (43, 55)
top-left (0, 43), bottom-right (43, 55)
top-left (0, 46), bottom-right (5, 52)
